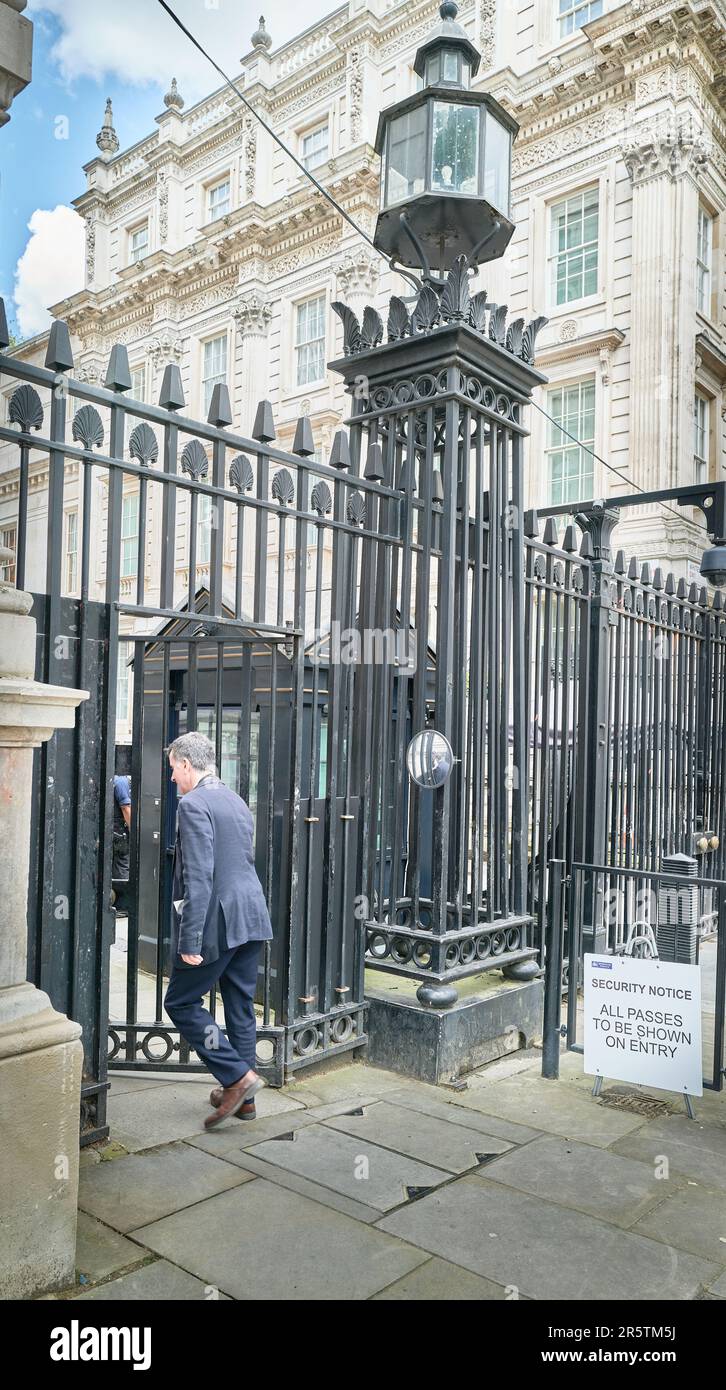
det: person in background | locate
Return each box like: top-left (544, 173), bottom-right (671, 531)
top-left (112, 772), bottom-right (131, 880)
top-left (163, 731), bottom-right (272, 1129)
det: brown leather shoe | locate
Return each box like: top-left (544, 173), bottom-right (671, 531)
top-left (204, 1073), bottom-right (265, 1129)
top-left (209, 1086), bottom-right (256, 1119)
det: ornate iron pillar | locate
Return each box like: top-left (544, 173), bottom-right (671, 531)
top-left (329, 273), bottom-right (547, 1079)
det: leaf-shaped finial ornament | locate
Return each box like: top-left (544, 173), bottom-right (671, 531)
top-left (505, 318), bottom-right (524, 357)
top-left (271, 468), bottom-right (295, 506)
top-left (310, 481), bottom-right (332, 516)
top-left (72, 404), bottom-right (104, 450)
top-left (180, 439), bottom-right (209, 480)
top-left (412, 285), bottom-right (441, 333)
top-left (520, 316), bottom-right (548, 364)
top-left (489, 305), bottom-right (508, 345)
top-left (331, 301), bottom-right (362, 356)
top-left (129, 422), bottom-right (159, 466)
top-left (347, 491), bottom-right (366, 526)
top-left (361, 306), bottom-right (383, 350)
top-left (468, 290), bottom-right (488, 333)
top-left (229, 454), bottom-right (254, 493)
top-left (9, 383), bottom-right (43, 432)
top-left (387, 296), bottom-right (410, 342)
top-left (439, 256), bottom-right (471, 323)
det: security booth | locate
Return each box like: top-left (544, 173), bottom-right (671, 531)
top-left (131, 594), bottom-right (437, 1004)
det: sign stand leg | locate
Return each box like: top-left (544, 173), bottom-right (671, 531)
top-left (684, 1093), bottom-right (696, 1121)
top-left (591, 1075), bottom-right (603, 1097)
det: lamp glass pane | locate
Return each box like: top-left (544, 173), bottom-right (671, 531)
top-left (442, 49), bottom-right (458, 81)
top-left (431, 101), bottom-right (479, 195)
top-left (425, 53), bottom-right (440, 84)
top-left (483, 114), bottom-right (510, 214)
top-left (385, 105), bottom-right (427, 205)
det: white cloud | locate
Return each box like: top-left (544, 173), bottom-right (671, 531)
top-left (14, 205), bottom-right (85, 338)
top-left (27, 1), bottom-right (336, 98)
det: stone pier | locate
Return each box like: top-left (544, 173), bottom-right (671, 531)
top-left (0, 561), bottom-right (88, 1298)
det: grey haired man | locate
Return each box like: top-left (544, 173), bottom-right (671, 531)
top-left (164, 731), bottom-right (273, 1128)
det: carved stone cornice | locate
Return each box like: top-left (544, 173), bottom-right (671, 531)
top-left (233, 292), bottom-right (272, 338)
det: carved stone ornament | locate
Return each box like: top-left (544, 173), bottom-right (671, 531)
top-left (85, 213), bottom-right (96, 282)
top-left (234, 293), bottom-right (272, 337)
top-left (96, 97), bottom-right (119, 159)
top-left (479, 0), bottom-right (496, 73)
top-left (157, 170), bottom-right (169, 245)
top-left (621, 114), bottom-right (712, 184)
top-left (244, 115), bottom-right (257, 198)
top-left (348, 47), bottom-right (363, 145)
top-left (335, 250), bottom-right (380, 298)
top-left (149, 330), bottom-right (181, 364)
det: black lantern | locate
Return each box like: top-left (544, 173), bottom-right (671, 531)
top-left (374, 1), bottom-right (517, 276)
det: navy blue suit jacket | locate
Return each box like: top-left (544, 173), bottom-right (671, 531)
top-left (171, 775), bottom-right (273, 963)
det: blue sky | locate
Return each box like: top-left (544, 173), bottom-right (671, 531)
top-left (1, 0), bottom-right (337, 340)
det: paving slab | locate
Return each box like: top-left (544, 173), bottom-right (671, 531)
top-left (385, 1086), bottom-right (543, 1144)
top-left (286, 1062), bottom-right (409, 1106)
top-left (631, 1185), bottom-right (726, 1265)
top-left (74, 1260), bottom-right (232, 1301)
top-left (222, 1151), bottom-right (382, 1223)
top-left (372, 1256), bottom-right (517, 1300)
top-left (107, 1076), bottom-right (183, 1097)
top-left (377, 1175), bottom-right (719, 1301)
top-left (708, 1269), bottom-right (726, 1297)
top-left (107, 1080), bottom-right (304, 1152)
top-left (132, 1179), bottom-right (429, 1299)
top-left (324, 1101), bottom-right (513, 1173)
top-left (611, 1115), bottom-right (726, 1193)
top-left (442, 1073), bottom-right (648, 1147)
top-left (480, 1135), bottom-right (683, 1228)
top-left (245, 1122), bottom-right (452, 1211)
top-left (78, 1141), bottom-right (253, 1233)
top-left (75, 1212), bottom-right (149, 1283)
top-left (186, 1106), bottom-right (322, 1157)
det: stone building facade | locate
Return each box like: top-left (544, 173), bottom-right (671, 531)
top-left (1, 0), bottom-right (725, 735)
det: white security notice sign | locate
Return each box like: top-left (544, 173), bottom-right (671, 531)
top-left (584, 954), bottom-right (703, 1096)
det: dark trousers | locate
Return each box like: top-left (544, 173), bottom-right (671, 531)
top-left (164, 940), bottom-right (262, 1088)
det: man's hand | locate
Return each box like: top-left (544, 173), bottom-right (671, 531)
top-left (181, 953), bottom-right (203, 965)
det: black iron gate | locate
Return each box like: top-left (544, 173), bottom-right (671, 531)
top-left (1, 315), bottom-right (400, 1140)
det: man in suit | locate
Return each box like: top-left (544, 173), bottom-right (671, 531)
top-left (163, 731), bottom-right (273, 1129)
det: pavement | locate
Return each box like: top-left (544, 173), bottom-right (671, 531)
top-left (42, 956), bottom-right (726, 1302)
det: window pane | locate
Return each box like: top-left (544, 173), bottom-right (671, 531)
top-left (549, 187), bottom-right (599, 304)
top-left (432, 102), bottom-right (479, 194)
top-left (546, 377), bottom-right (595, 505)
top-left (386, 105), bottom-right (427, 204)
top-left (208, 179), bottom-right (231, 220)
top-left (302, 124), bottom-right (329, 171)
top-left (295, 295), bottom-right (326, 386)
top-left (202, 334), bottom-right (227, 413)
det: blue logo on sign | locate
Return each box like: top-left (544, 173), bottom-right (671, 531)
top-left (592, 961), bottom-right (613, 970)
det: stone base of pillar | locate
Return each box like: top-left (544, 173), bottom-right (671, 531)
top-left (363, 970), bottom-right (543, 1086)
top-left (0, 983), bottom-right (83, 1299)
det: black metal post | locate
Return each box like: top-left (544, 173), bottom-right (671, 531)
top-left (542, 857), bottom-right (565, 1079)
